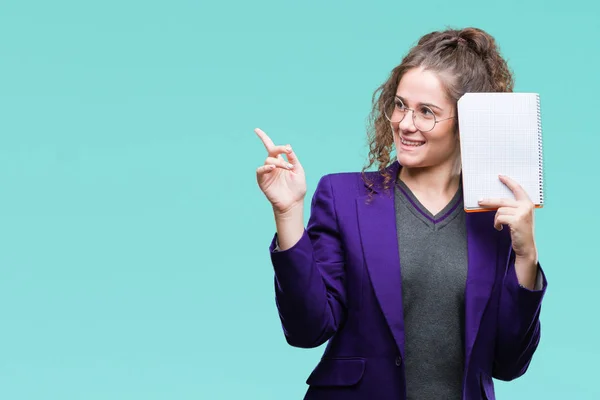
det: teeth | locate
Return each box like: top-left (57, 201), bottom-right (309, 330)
top-left (401, 137), bottom-right (425, 146)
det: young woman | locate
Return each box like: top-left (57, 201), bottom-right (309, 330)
top-left (254, 27), bottom-right (547, 400)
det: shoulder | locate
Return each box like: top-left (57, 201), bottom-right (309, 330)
top-left (315, 171), bottom-right (373, 198)
top-left (312, 161), bottom-right (399, 199)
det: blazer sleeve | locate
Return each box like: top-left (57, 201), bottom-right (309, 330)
top-left (269, 174), bottom-right (347, 349)
top-left (492, 251), bottom-right (548, 381)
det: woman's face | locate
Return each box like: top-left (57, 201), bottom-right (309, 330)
top-left (391, 67), bottom-right (459, 170)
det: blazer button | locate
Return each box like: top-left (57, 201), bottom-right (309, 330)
top-left (395, 356), bottom-right (402, 366)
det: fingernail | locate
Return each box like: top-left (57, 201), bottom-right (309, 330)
top-left (478, 198), bottom-right (484, 203)
top-left (287, 163), bottom-right (294, 169)
top-left (285, 145), bottom-right (292, 152)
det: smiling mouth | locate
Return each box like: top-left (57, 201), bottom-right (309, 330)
top-left (401, 137), bottom-right (426, 147)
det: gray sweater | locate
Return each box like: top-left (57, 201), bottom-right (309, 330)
top-left (395, 179), bottom-right (467, 400)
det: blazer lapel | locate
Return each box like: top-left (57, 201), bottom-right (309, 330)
top-left (356, 162), bottom-right (406, 358)
top-left (464, 212), bottom-right (499, 368)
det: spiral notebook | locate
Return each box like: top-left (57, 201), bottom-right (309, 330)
top-left (458, 92), bottom-right (544, 212)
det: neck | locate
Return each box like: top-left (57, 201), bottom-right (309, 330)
top-left (398, 160), bottom-right (461, 198)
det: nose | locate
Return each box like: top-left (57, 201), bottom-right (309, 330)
top-left (398, 109), bottom-right (418, 133)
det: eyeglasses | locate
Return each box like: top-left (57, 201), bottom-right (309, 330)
top-left (383, 97), bottom-right (456, 133)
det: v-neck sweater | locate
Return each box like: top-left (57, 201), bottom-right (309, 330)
top-left (394, 178), bottom-right (468, 400)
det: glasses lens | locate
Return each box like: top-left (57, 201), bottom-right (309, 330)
top-left (383, 98), bottom-right (405, 124)
top-left (414, 108), bottom-right (436, 132)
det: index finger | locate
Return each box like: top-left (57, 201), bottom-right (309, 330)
top-left (499, 175), bottom-right (530, 201)
top-left (254, 128), bottom-right (275, 152)
top-left (477, 198), bottom-right (519, 208)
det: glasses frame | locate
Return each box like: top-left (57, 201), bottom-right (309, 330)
top-left (384, 97), bottom-right (457, 133)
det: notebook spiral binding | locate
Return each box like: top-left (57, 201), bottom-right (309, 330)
top-left (536, 94), bottom-right (544, 205)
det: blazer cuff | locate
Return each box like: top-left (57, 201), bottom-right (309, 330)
top-left (269, 230), bottom-right (309, 254)
top-left (508, 261), bottom-right (547, 296)
top-left (531, 268), bottom-right (545, 291)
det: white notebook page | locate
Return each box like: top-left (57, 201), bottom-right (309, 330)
top-left (458, 92), bottom-right (543, 211)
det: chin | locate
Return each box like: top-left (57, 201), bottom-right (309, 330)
top-left (396, 153), bottom-right (425, 168)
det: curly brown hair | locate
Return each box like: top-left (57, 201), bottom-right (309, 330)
top-left (362, 27), bottom-right (514, 193)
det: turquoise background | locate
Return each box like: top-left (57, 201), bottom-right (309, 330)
top-left (0, 0), bottom-right (597, 398)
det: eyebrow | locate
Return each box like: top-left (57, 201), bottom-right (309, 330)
top-left (395, 95), bottom-right (443, 112)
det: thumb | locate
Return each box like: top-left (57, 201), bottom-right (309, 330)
top-left (285, 146), bottom-right (302, 168)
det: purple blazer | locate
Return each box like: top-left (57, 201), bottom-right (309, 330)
top-left (269, 162), bottom-right (547, 400)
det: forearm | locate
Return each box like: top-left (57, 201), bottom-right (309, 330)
top-left (493, 259), bottom-right (547, 380)
top-left (273, 203), bottom-right (305, 251)
top-left (269, 175), bottom-right (346, 347)
top-left (270, 232), bottom-right (344, 348)
top-left (514, 253), bottom-right (539, 290)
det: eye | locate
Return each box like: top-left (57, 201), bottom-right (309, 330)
top-left (419, 106), bottom-right (435, 118)
top-left (394, 99), bottom-right (406, 110)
